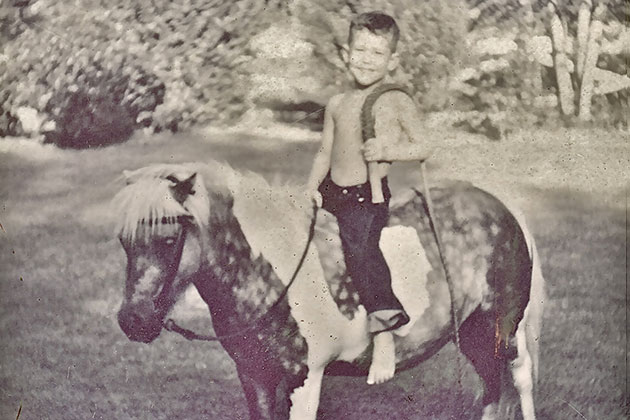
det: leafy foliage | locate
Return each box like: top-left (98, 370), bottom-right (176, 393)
top-left (456, 0), bottom-right (629, 136)
top-left (1, 0), bottom-right (627, 144)
top-left (450, 30), bottom-right (555, 139)
top-left (1, 0), bottom-right (288, 147)
top-left (0, 0), bottom-right (35, 43)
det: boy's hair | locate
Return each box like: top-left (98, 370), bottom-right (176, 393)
top-left (349, 12), bottom-right (400, 51)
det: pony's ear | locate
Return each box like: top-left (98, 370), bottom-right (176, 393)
top-left (169, 173), bottom-right (197, 204)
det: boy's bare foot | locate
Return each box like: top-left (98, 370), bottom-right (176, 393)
top-left (367, 331), bottom-right (396, 384)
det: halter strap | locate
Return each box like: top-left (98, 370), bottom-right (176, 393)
top-left (164, 202), bottom-right (319, 342)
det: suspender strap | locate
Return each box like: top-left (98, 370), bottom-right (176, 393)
top-left (360, 83), bottom-right (412, 144)
top-left (360, 83), bottom-right (411, 203)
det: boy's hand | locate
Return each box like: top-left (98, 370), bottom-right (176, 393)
top-left (363, 138), bottom-right (389, 161)
top-left (305, 188), bottom-right (323, 208)
top-left (312, 190), bottom-right (323, 208)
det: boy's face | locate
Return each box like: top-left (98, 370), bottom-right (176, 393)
top-left (346, 29), bottom-right (398, 87)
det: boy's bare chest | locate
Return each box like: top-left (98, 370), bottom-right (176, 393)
top-left (333, 92), bottom-right (369, 146)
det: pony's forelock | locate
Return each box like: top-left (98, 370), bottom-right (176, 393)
top-left (112, 163), bottom-right (212, 240)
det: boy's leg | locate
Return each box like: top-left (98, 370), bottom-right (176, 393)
top-left (336, 203), bottom-right (408, 384)
top-left (364, 202), bottom-right (408, 330)
top-left (368, 331), bottom-right (396, 385)
top-left (365, 202), bottom-right (408, 384)
top-left (337, 203), bottom-right (406, 323)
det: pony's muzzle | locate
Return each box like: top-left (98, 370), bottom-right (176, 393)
top-left (117, 302), bottom-right (163, 343)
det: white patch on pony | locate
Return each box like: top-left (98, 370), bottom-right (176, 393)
top-left (131, 266), bottom-right (161, 303)
top-left (481, 403), bottom-right (499, 420)
top-left (288, 367), bottom-right (325, 420)
top-left (380, 226), bottom-right (431, 336)
top-left (232, 181), bottom-right (369, 368)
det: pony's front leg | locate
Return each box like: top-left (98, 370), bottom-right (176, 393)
top-left (288, 367), bottom-right (324, 420)
top-left (236, 367), bottom-right (278, 420)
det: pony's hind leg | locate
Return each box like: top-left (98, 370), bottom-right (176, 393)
top-left (458, 307), bottom-right (505, 418)
top-left (477, 321), bottom-right (537, 420)
top-left (459, 308), bottom-right (536, 419)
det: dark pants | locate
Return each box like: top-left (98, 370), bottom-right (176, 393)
top-left (319, 173), bottom-right (408, 332)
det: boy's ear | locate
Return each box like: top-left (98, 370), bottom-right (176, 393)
top-left (388, 52), bottom-right (400, 72)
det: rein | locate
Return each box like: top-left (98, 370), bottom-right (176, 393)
top-left (163, 203), bottom-right (319, 342)
top-left (415, 161), bottom-right (464, 390)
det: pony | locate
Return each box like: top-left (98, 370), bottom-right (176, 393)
top-left (113, 161), bottom-right (544, 420)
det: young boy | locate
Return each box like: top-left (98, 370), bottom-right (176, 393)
top-left (306, 11), bottom-right (433, 385)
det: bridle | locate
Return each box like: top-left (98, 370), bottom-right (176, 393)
top-left (163, 203), bottom-right (319, 342)
top-left (123, 215), bottom-right (191, 308)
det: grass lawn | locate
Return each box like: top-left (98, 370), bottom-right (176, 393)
top-left (0, 127), bottom-right (627, 419)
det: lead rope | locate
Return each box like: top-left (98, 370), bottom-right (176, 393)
top-left (418, 161), bottom-right (464, 392)
top-left (163, 202), bottom-right (318, 341)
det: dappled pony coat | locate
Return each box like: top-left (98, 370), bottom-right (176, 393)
top-left (114, 162), bottom-right (544, 420)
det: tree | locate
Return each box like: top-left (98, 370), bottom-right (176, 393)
top-left (468, 0), bottom-right (629, 125)
top-left (543, 0), bottom-right (629, 121)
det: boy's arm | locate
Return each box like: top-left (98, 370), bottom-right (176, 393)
top-left (306, 97), bottom-right (337, 191)
top-left (364, 92), bottom-right (433, 162)
top-left (365, 93), bottom-right (401, 202)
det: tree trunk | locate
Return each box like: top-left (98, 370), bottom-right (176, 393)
top-left (578, 6), bottom-right (604, 121)
top-left (576, 0), bottom-right (592, 79)
top-left (549, 4), bottom-right (575, 116)
top-left (520, 0), bottom-right (543, 94)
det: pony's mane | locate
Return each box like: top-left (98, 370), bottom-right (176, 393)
top-left (112, 161), bottom-right (310, 240)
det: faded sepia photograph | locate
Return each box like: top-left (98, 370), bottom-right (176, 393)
top-left (0, 1), bottom-right (627, 419)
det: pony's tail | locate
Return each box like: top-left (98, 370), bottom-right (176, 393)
top-left (513, 210), bottom-right (545, 386)
top-left (524, 238), bottom-right (545, 384)
top-left (510, 215), bottom-right (544, 420)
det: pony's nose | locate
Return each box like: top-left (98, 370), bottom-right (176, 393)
top-left (125, 310), bottom-right (144, 328)
top-left (117, 303), bottom-right (162, 343)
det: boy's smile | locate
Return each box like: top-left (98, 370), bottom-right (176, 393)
top-left (346, 29), bottom-right (398, 88)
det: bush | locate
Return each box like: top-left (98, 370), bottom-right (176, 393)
top-left (0, 0), bottom-right (34, 44)
top-left (2, 29), bottom-right (166, 147)
top-left (1, 0), bottom-right (289, 146)
top-left (43, 63), bottom-right (165, 149)
top-left (1, 2), bottom-right (166, 147)
top-left (450, 30), bottom-right (549, 139)
top-left (0, 61), bottom-right (19, 137)
top-left (43, 93), bottom-right (134, 148)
